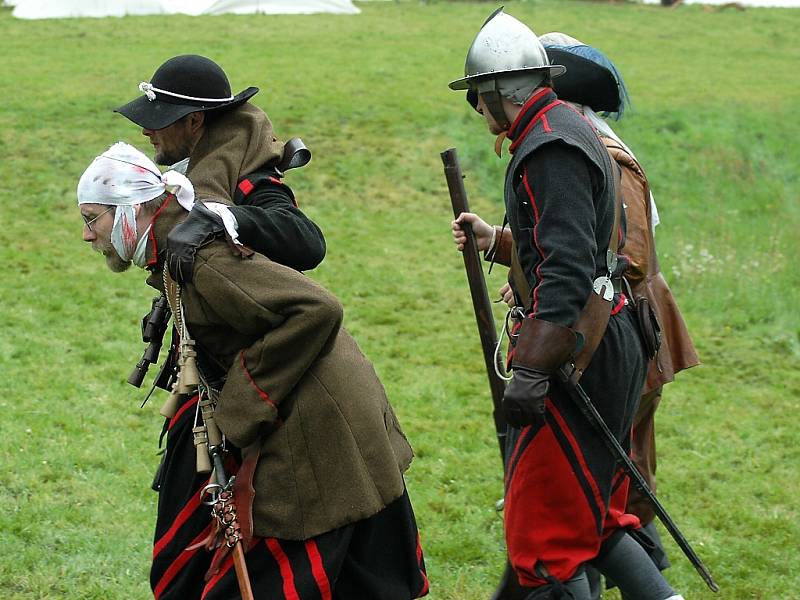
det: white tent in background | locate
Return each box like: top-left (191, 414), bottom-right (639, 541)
top-left (163, 0), bottom-right (359, 15)
top-left (200, 0), bottom-right (359, 15)
top-left (12, 0), bottom-right (360, 19)
top-left (12, 0), bottom-right (169, 18)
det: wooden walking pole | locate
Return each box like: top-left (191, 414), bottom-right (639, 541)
top-left (441, 147), bottom-right (508, 462)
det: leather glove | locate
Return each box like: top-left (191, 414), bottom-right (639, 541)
top-left (166, 203), bottom-right (226, 284)
top-left (503, 366), bottom-right (551, 428)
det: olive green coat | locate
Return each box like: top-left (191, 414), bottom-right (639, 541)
top-left (146, 199), bottom-right (413, 540)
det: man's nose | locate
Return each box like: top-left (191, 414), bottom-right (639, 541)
top-left (83, 226), bottom-right (96, 242)
top-left (142, 127), bottom-right (154, 137)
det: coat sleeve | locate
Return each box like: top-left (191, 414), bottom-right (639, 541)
top-left (191, 248), bottom-right (343, 448)
top-left (514, 141), bottom-right (598, 327)
top-left (228, 181), bottom-right (327, 272)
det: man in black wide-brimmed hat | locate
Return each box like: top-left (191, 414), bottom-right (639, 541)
top-left (116, 54), bottom-right (326, 278)
top-left (107, 59), bottom-right (430, 600)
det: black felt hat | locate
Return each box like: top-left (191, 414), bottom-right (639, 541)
top-left (115, 55), bottom-right (259, 130)
top-left (542, 43), bottom-right (630, 117)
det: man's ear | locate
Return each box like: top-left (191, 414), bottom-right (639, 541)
top-left (187, 111), bottom-right (205, 134)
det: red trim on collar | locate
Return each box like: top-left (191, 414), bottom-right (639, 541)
top-left (146, 193), bottom-right (177, 267)
top-left (509, 99), bottom-right (563, 154)
top-left (508, 88), bottom-right (551, 139)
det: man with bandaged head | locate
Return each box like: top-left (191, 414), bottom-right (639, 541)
top-left (449, 9), bottom-right (684, 600)
top-left (115, 54), bottom-right (325, 279)
top-left (78, 142), bottom-right (429, 600)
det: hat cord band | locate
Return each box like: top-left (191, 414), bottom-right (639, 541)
top-left (138, 82), bottom-right (234, 104)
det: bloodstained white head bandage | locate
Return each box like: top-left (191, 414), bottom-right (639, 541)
top-left (77, 142), bottom-right (194, 261)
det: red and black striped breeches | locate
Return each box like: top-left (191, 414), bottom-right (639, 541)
top-left (503, 308), bottom-right (646, 588)
top-left (150, 395), bottom-right (429, 600)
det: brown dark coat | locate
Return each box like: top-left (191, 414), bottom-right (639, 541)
top-left (146, 200), bottom-right (413, 540)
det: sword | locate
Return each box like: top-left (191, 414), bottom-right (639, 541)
top-left (556, 363), bottom-right (720, 593)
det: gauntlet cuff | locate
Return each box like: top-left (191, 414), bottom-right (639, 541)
top-left (512, 318), bottom-right (578, 372)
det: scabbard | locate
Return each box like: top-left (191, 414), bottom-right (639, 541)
top-left (210, 452), bottom-right (255, 600)
top-left (556, 364), bottom-right (720, 593)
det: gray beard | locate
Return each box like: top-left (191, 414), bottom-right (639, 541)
top-left (101, 246), bottom-right (132, 273)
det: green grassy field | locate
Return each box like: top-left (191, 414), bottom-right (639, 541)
top-left (1, 1), bottom-right (798, 598)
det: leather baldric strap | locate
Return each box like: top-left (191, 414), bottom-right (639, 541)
top-left (509, 162), bottom-right (623, 383)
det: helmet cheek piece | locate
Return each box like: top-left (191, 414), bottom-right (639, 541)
top-left (466, 88), bottom-right (479, 112)
top-left (476, 78), bottom-right (511, 131)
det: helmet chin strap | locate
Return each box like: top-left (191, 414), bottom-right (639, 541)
top-left (475, 82), bottom-right (511, 157)
top-left (494, 130), bottom-right (509, 158)
top-left (476, 79), bottom-right (511, 131)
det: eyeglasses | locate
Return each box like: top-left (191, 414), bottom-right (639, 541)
top-left (82, 207), bottom-right (114, 232)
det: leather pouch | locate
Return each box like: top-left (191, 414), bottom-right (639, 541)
top-left (636, 297), bottom-right (662, 360)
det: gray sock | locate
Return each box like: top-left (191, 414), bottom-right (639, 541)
top-left (563, 569), bottom-right (592, 599)
top-left (524, 566), bottom-right (593, 600)
top-left (585, 565), bottom-right (603, 600)
top-left (592, 532), bottom-right (676, 600)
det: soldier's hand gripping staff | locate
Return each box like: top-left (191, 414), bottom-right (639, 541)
top-left (447, 8), bottom-right (694, 600)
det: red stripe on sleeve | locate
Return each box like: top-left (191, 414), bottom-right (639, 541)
top-left (305, 539), bottom-right (332, 600)
top-left (522, 170), bottom-right (547, 315)
top-left (266, 538), bottom-right (300, 600)
top-left (240, 351), bottom-right (279, 414)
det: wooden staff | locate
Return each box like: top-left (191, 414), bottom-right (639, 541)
top-left (441, 147), bottom-right (508, 461)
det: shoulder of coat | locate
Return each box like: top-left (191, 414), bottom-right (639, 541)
top-left (601, 136), bottom-right (645, 180)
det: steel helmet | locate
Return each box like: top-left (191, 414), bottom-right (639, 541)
top-left (449, 8), bottom-right (565, 129)
top-left (449, 8), bottom-right (565, 91)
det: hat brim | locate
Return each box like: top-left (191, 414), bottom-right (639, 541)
top-left (115, 86), bottom-right (259, 130)
top-left (545, 49), bottom-right (619, 113)
top-left (449, 64), bottom-right (566, 91)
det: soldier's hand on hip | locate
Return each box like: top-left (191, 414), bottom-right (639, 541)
top-left (452, 212), bottom-right (493, 252)
top-left (502, 366), bottom-right (549, 428)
